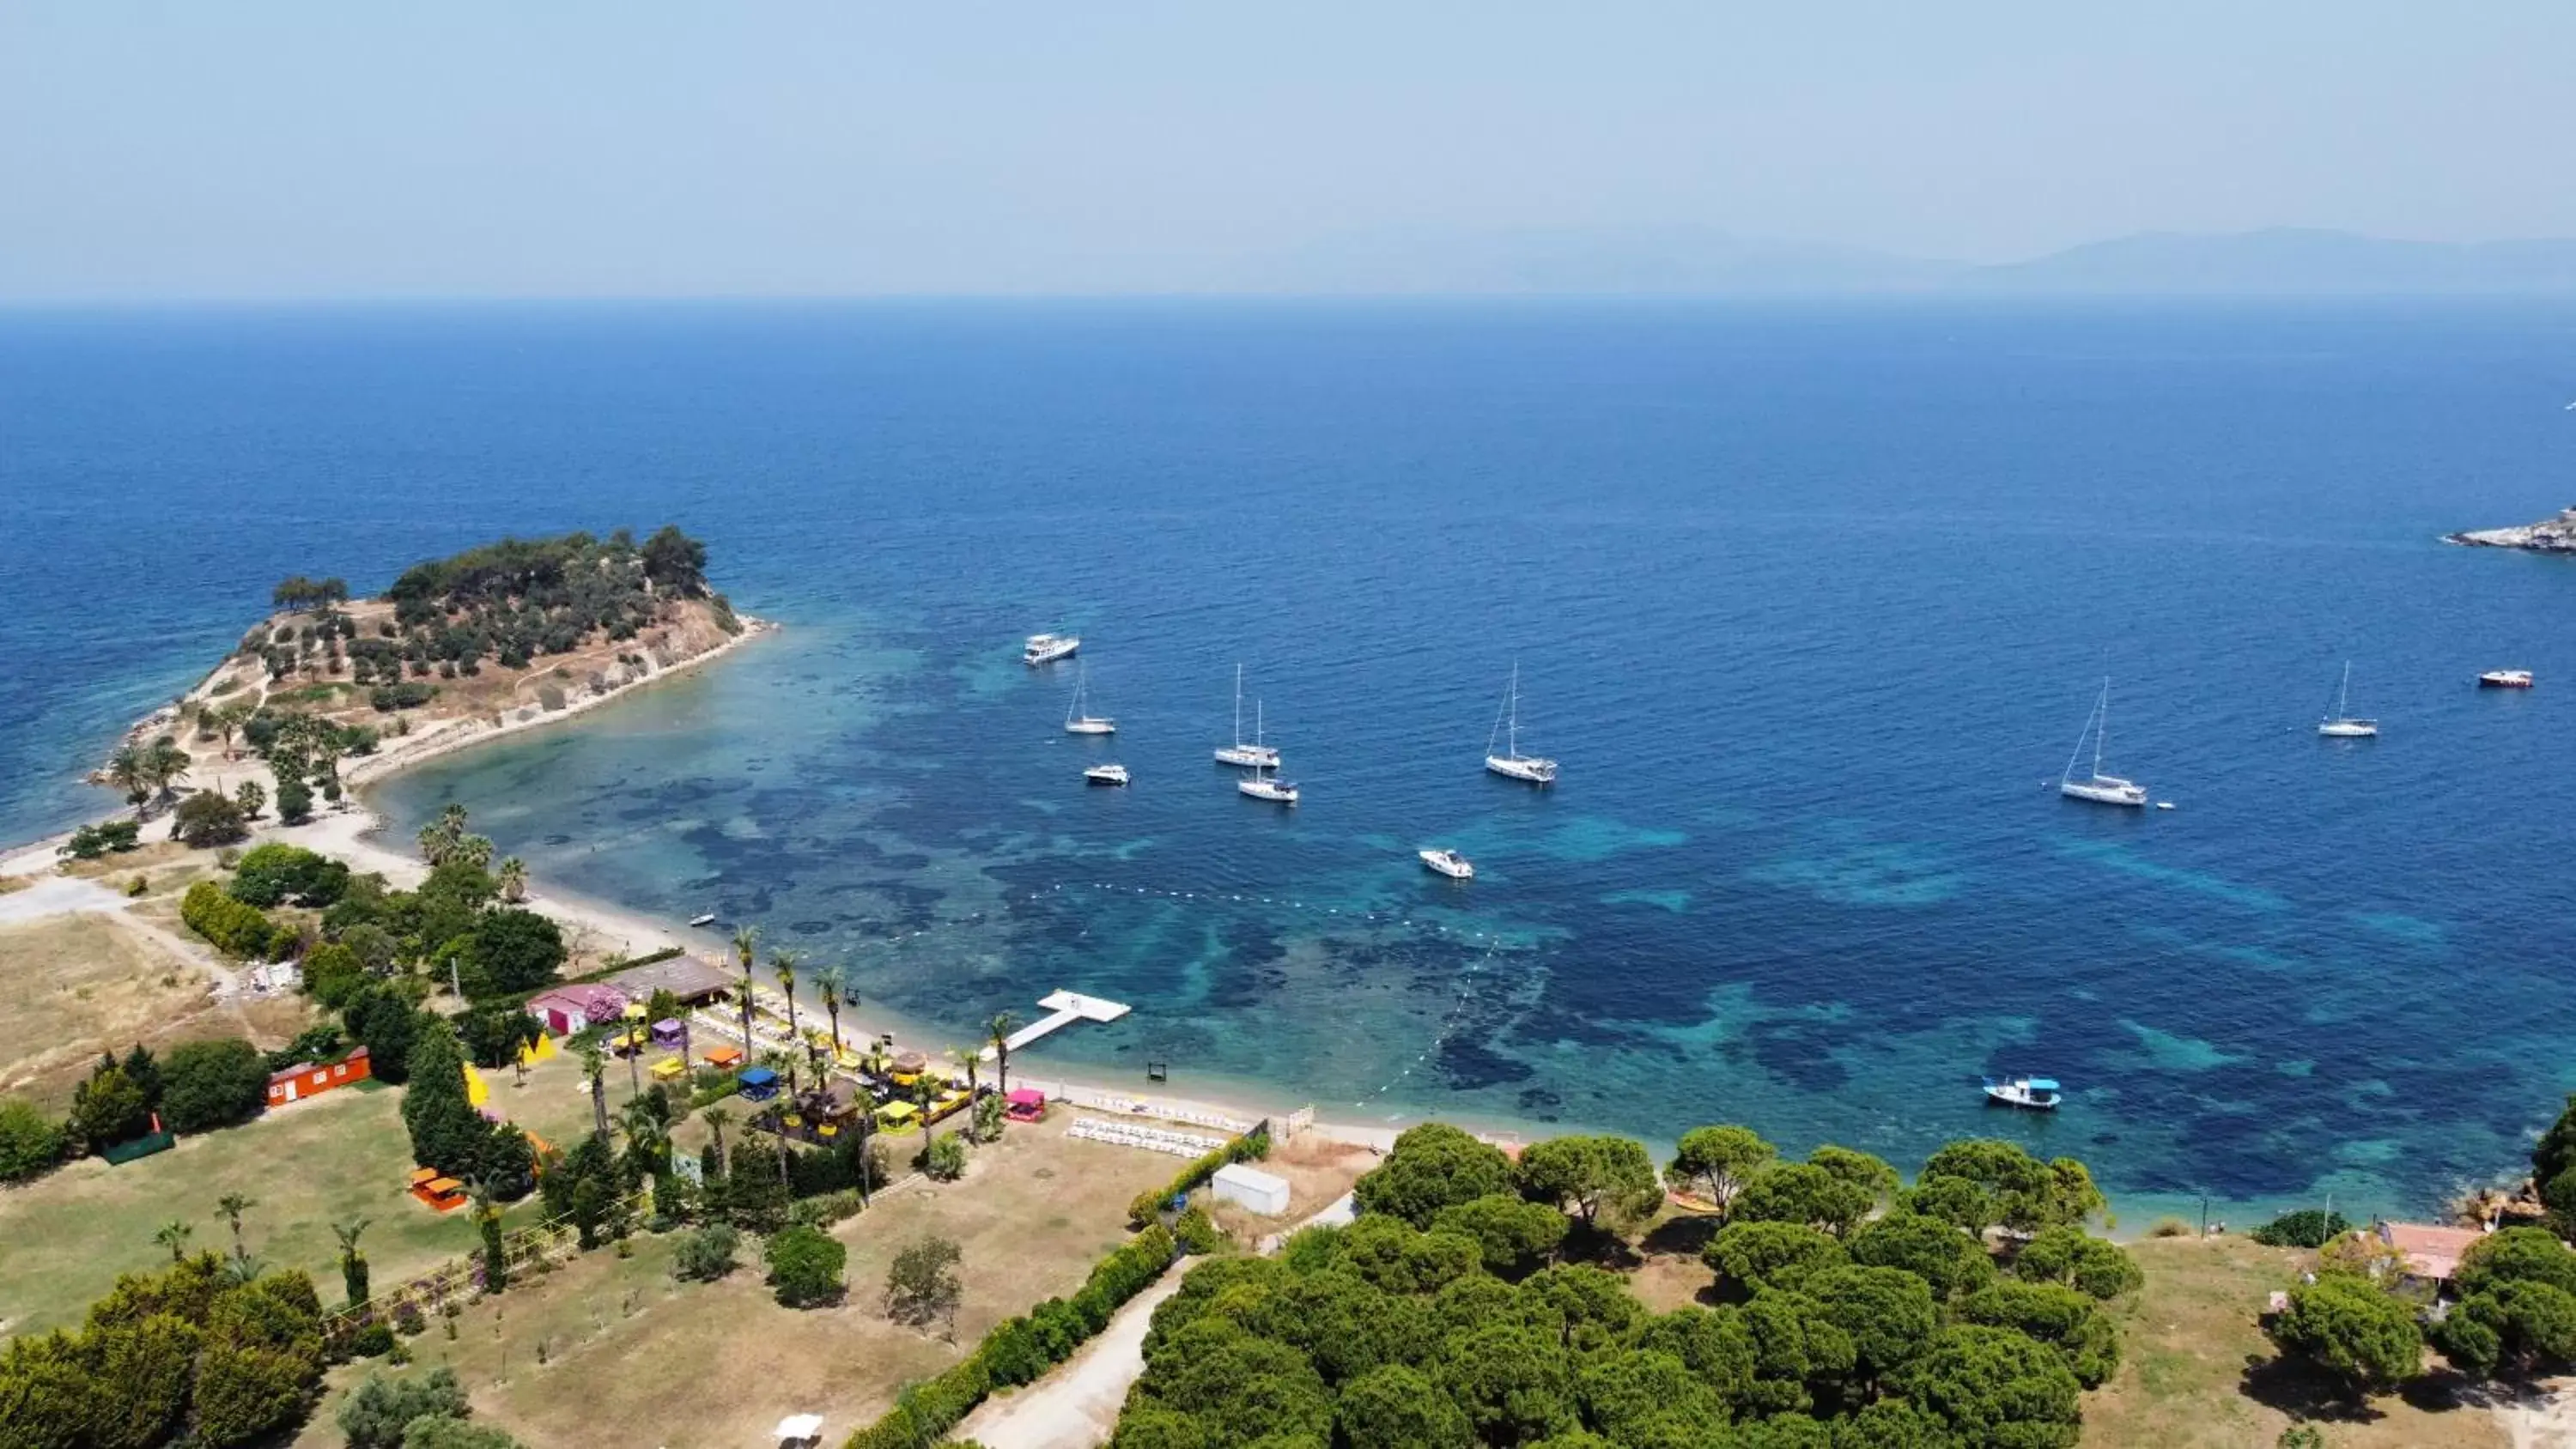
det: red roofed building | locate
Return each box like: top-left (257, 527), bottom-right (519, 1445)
top-left (2375, 1221), bottom-right (2487, 1286)
top-left (266, 1046), bottom-right (373, 1108)
top-left (526, 983), bottom-right (630, 1036)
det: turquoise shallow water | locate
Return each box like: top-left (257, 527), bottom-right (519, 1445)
top-left (8, 300), bottom-right (2576, 1221)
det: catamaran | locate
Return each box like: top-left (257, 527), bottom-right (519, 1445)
top-left (1063, 664), bottom-right (1115, 735)
top-left (1484, 663), bottom-right (1558, 785)
top-left (2059, 679), bottom-right (2148, 807)
top-left (2317, 662), bottom-right (2379, 738)
top-left (1212, 664), bottom-right (1281, 768)
top-left (1236, 701), bottom-right (1299, 803)
top-left (1982, 1075), bottom-right (2063, 1111)
top-left (1024, 633), bottom-right (1079, 666)
top-left (1419, 848), bottom-right (1474, 880)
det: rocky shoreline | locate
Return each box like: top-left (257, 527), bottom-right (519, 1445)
top-left (2445, 505), bottom-right (2576, 553)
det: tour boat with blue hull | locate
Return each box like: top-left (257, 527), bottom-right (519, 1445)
top-left (1983, 1075), bottom-right (2063, 1111)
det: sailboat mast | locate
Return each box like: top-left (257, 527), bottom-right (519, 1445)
top-left (2336, 662), bottom-right (2351, 720)
top-left (1507, 661), bottom-right (1521, 758)
top-left (2093, 680), bottom-right (2109, 780)
top-left (1233, 664), bottom-right (1244, 749)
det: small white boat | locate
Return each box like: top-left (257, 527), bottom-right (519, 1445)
top-left (1419, 848), bottom-right (1473, 880)
top-left (2059, 679), bottom-right (2148, 807)
top-left (2317, 662), bottom-right (2379, 737)
top-left (1483, 662), bottom-right (1558, 785)
top-left (1084, 763), bottom-right (1129, 787)
top-left (1024, 633), bottom-right (1080, 666)
top-left (1064, 664), bottom-right (1115, 735)
top-left (1212, 664), bottom-right (1281, 769)
top-left (2478, 669), bottom-right (2535, 689)
top-left (688, 912), bottom-right (717, 927)
top-left (1983, 1075), bottom-right (2063, 1111)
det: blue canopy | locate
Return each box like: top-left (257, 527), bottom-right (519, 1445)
top-left (739, 1067), bottom-right (778, 1087)
top-left (2024, 1077), bottom-right (2062, 1092)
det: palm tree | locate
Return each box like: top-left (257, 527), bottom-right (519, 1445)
top-left (106, 744), bottom-right (151, 813)
top-left (949, 1046), bottom-right (981, 1098)
top-left (211, 700), bottom-right (252, 760)
top-left (731, 925), bottom-right (761, 1054)
top-left (580, 1045), bottom-right (609, 1139)
top-left (453, 834), bottom-right (495, 871)
top-left (153, 1220), bottom-right (193, 1263)
top-left (771, 948), bottom-right (806, 1070)
top-left (216, 1193), bottom-right (254, 1272)
top-left (815, 965), bottom-right (850, 1066)
top-left (496, 857), bottom-right (528, 903)
top-left (416, 804), bottom-right (469, 865)
top-left (331, 1216), bottom-right (371, 1306)
top-left (703, 1103), bottom-right (733, 1163)
top-left (623, 1019), bottom-right (644, 1100)
top-left (146, 737), bottom-right (191, 807)
top-left (988, 1013), bottom-right (1018, 1100)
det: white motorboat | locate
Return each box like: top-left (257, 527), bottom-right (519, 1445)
top-left (1483, 662), bottom-right (1558, 785)
top-left (2059, 679), bottom-right (2148, 807)
top-left (687, 912), bottom-right (717, 927)
top-left (1419, 848), bottom-right (1473, 880)
top-left (2478, 669), bottom-right (2535, 689)
top-left (1982, 1075), bottom-right (2063, 1111)
top-left (1064, 664), bottom-right (1116, 735)
top-left (1212, 664), bottom-right (1281, 768)
top-left (1024, 633), bottom-right (1080, 666)
top-left (1084, 763), bottom-right (1130, 787)
top-left (2317, 662), bottom-right (2379, 738)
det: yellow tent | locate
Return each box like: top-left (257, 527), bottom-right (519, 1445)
top-left (516, 1032), bottom-right (556, 1068)
top-left (464, 1063), bottom-right (489, 1109)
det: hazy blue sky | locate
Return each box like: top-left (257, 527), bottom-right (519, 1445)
top-left (3, 3), bottom-right (2570, 298)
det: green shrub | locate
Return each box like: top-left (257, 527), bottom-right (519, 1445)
top-left (338, 1365), bottom-right (471, 1449)
top-left (765, 1225), bottom-right (847, 1307)
top-left (2251, 1210), bottom-right (2352, 1250)
top-left (673, 1223), bottom-right (740, 1282)
top-left (922, 1132), bottom-right (969, 1181)
top-left (58, 819), bottom-right (143, 859)
top-left (1175, 1205), bottom-right (1226, 1256)
top-left (0, 1097), bottom-right (66, 1182)
top-left (181, 880), bottom-right (275, 958)
top-left (228, 843), bottom-right (349, 908)
top-left (159, 1038), bottom-right (270, 1133)
top-left (788, 1190), bottom-right (866, 1229)
top-left (172, 791), bottom-right (252, 847)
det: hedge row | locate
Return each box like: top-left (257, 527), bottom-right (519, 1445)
top-left (1126, 1121), bottom-right (1273, 1226)
top-left (180, 879), bottom-right (276, 958)
top-left (844, 1223), bottom-right (1177, 1449)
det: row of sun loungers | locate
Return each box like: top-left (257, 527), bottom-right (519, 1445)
top-left (1066, 1119), bottom-right (1230, 1157)
top-left (1080, 1094), bottom-right (1256, 1135)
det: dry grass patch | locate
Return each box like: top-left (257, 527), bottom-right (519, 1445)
top-left (0, 913), bottom-right (219, 1100)
top-left (2085, 1234), bottom-right (2507, 1449)
top-left (1199, 1130), bottom-right (1375, 1246)
top-left (335, 1117), bottom-right (1180, 1449)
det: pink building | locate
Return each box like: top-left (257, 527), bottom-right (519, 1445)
top-left (526, 982), bottom-right (630, 1036)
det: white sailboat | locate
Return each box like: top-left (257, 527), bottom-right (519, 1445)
top-left (2059, 679), bottom-right (2148, 807)
top-left (2317, 662), bottom-right (2379, 738)
top-left (1063, 664), bottom-right (1115, 735)
top-left (1236, 701), bottom-right (1298, 803)
top-left (1484, 662), bottom-right (1558, 785)
top-left (1212, 664), bottom-right (1281, 768)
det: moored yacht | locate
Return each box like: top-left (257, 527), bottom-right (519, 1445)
top-left (1237, 768), bottom-right (1298, 804)
top-left (2479, 669), bottom-right (2535, 688)
top-left (1063, 664), bottom-right (1115, 735)
top-left (1419, 848), bottom-right (1474, 880)
top-left (2317, 662), bottom-right (2379, 738)
top-left (1484, 663), bottom-right (1558, 785)
top-left (1024, 633), bottom-right (1080, 666)
top-left (1084, 762), bottom-right (1129, 787)
top-left (1982, 1075), bottom-right (2063, 1111)
top-left (1212, 664), bottom-right (1281, 768)
top-left (2059, 679), bottom-right (2148, 807)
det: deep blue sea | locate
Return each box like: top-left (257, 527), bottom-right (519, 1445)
top-left (6, 301), bottom-right (2573, 1222)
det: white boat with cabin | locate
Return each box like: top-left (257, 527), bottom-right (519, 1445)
top-left (1064, 664), bottom-right (1115, 735)
top-left (2059, 679), bottom-right (2148, 807)
top-left (2478, 669), bottom-right (2535, 689)
top-left (1982, 1074), bottom-right (2063, 1111)
top-left (2317, 662), bottom-right (2379, 738)
top-left (1024, 633), bottom-right (1080, 666)
top-left (1084, 763), bottom-right (1130, 787)
top-left (1419, 848), bottom-right (1474, 880)
top-left (1212, 664), bottom-right (1281, 768)
top-left (1484, 663), bottom-right (1558, 785)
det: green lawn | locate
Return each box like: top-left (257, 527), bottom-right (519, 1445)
top-left (0, 1046), bottom-right (629, 1337)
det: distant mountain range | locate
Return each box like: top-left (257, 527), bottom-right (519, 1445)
top-left (1251, 227), bottom-right (2576, 297)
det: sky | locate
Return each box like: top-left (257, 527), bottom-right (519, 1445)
top-left (3, 2), bottom-right (2573, 299)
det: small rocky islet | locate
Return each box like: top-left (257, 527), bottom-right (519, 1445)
top-left (2445, 505), bottom-right (2576, 553)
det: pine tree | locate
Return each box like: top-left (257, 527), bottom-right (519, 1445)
top-left (399, 1019), bottom-right (489, 1178)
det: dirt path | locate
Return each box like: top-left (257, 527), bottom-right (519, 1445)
top-left (958, 1276), bottom-right (1185, 1449)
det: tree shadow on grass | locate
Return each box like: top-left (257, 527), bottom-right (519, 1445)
top-left (2237, 1352), bottom-right (2386, 1425)
top-left (1558, 1222), bottom-right (1645, 1271)
top-left (1637, 1215), bottom-right (1718, 1260)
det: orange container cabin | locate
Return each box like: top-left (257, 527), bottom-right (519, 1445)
top-left (265, 1046), bottom-right (374, 1108)
top-left (408, 1168), bottom-right (470, 1212)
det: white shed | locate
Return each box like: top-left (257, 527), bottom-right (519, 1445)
top-left (1210, 1162), bottom-right (1292, 1217)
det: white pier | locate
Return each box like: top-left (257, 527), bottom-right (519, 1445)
top-left (987, 989), bottom-right (1131, 1059)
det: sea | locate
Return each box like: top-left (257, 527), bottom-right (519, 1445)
top-left (5, 300), bottom-right (2573, 1224)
